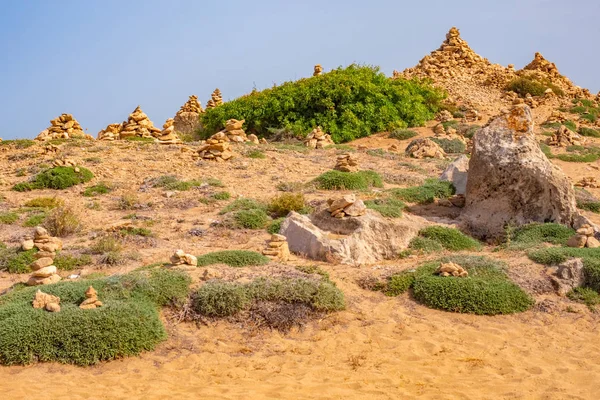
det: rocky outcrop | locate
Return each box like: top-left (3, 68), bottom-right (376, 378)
top-left (334, 153), bottom-right (359, 172)
top-left (174, 95), bottom-right (203, 136)
top-left (280, 209), bottom-right (420, 265)
top-left (79, 286), bottom-right (103, 309)
top-left (262, 234), bottom-right (290, 262)
top-left (406, 138), bottom-right (446, 159)
top-left (575, 177), bottom-right (598, 188)
top-left (550, 259), bottom-right (585, 296)
top-left (170, 249), bottom-right (198, 266)
top-left (440, 155), bottom-right (469, 195)
top-left (304, 127), bottom-right (334, 149)
top-left (36, 114), bottom-right (93, 141)
top-left (462, 105), bottom-right (579, 239)
top-left (32, 290), bottom-right (61, 312)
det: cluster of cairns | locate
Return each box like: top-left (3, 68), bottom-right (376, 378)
top-left (567, 224), bottom-right (599, 249)
top-left (79, 286), bottom-right (103, 309)
top-left (206, 89), bottom-right (223, 109)
top-left (262, 234), bottom-right (290, 262)
top-left (174, 95), bottom-right (203, 136)
top-left (575, 177), bottom-right (598, 188)
top-left (547, 125), bottom-right (584, 147)
top-left (435, 262), bottom-right (468, 277)
top-left (22, 227), bottom-right (62, 286)
top-left (35, 114), bottom-right (93, 141)
top-left (97, 106), bottom-right (161, 141)
top-left (405, 138), bottom-right (446, 159)
top-left (334, 153), bottom-right (359, 172)
top-left (313, 64), bottom-right (323, 76)
top-left (327, 194), bottom-right (366, 218)
top-left (170, 249), bottom-right (197, 266)
top-left (304, 127), bottom-right (334, 149)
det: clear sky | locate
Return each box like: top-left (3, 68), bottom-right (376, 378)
top-left (1, 0), bottom-right (598, 140)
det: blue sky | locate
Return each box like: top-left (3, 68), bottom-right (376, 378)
top-left (1, 0), bottom-right (598, 140)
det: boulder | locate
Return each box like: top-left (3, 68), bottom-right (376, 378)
top-left (440, 155), bottom-right (469, 195)
top-left (280, 209), bottom-right (421, 265)
top-left (462, 105), bottom-right (579, 239)
top-left (550, 258), bottom-right (585, 296)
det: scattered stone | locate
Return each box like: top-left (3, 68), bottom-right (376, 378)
top-left (436, 262), bottom-right (468, 277)
top-left (79, 286), bottom-right (103, 310)
top-left (440, 155), bottom-right (469, 195)
top-left (262, 234), bottom-right (290, 262)
top-left (567, 224), bottom-right (598, 248)
top-left (462, 105), bottom-right (579, 239)
top-left (547, 125), bottom-right (583, 147)
top-left (334, 153), bottom-right (359, 172)
top-left (35, 114), bottom-right (93, 141)
top-left (32, 290), bottom-right (61, 312)
top-left (405, 138), bottom-right (446, 159)
top-left (304, 126), bottom-right (334, 149)
top-left (170, 249), bottom-right (198, 266)
top-left (248, 134), bottom-right (260, 144)
top-left (52, 158), bottom-right (77, 167)
top-left (313, 64), bottom-right (323, 76)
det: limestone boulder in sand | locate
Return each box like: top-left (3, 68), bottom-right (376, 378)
top-left (280, 209), bottom-right (421, 265)
top-left (170, 249), bottom-right (198, 266)
top-left (462, 105), bottom-right (579, 239)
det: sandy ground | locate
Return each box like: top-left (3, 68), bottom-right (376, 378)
top-left (1, 109), bottom-right (600, 399)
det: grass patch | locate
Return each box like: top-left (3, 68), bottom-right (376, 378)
top-left (506, 76), bottom-right (564, 97)
top-left (579, 127), bottom-right (600, 138)
top-left (364, 198), bottom-right (405, 218)
top-left (119, 227), bottom-right (154, 237)
top-left (219, 198), bottom-right (267, 215)
top-left (196, 250), bottom-right (270, 268)
top-left (23, 212), bottom-right (47, 227)
top-left (0, 247), bottom-right (38, 274)
top-left (234, 209), bottom-right (269, 229)
top-left (389, 129), bottom-right (418, 140)
top-left (578, 201), bottom-right (600, 213)
top-left (267, 218), bottom-right (284, 234)
top-left (539, 142), bottom-right (554, 158)
top-left (430, 137), bottom-right (466, 154)
top-left (527, 247), bottom-right (600, 292)
top-left (505, 223), bottom-right (574, 250)
top-left (152, 175), bottom-right (202, 191)
top-left (409, 237), bottom-right (444, 254)
top-left (54, 253), bottom-right (93, 271)
top-left (43, 206), bottom-right (81, 237)
top-left (0, 268), bottom-right (190, 366)
top-left (390, 179), bottom-right (454, 204)
top-left (246, 149), bottom-right (266, 159)
top-left (0, 139), bottom-right (36, 149)
top-left (83, 182), bottom-right (112, 197)
top-left (0, 212), bottom-right (18, 224)
top-left (314, 170), bottom-right (383, 190)
top-left (567, 287), bottom-right (600, 310)
top-left (12, 166), bottom-right (94, 192)
top-left (211, 191), bottom-right (231, 201)
top-left (23, 197), bottom-right (63, 209)
top-left (417, 226), bottom-right (481, 251)
top-left (412, 255), bottom-right (533, 315)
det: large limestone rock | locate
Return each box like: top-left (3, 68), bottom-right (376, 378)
top-left (462, 105), bottom-right (578, 239)
top-left (550, 259), bottom-right (585, 296)
top-left (280, 209), bottom-right (421, 265)
top-left (174, 95), bottom-right (203, 136)
top-left (440, 155), bottom-right (469, 195)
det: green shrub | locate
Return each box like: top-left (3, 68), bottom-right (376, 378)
top-left (418, 226), bottom-right (481, 251)
top-left (390, 179), bottom-right (454, 204)
top-left (578, 200), bottom-right (600, 213)
top-left (384, 272), bottom-right (415, 296)
top-left (12, 166), bottom-right (94, 191)
top-left (507, 223), bottom-right (574, 250)
top-left (430, 137), bottom-right (466, 154)
top-left (23, 197), bottom-right (63, 209)
top-left (54, 253), bottom-right (93, 271)
top-left (0, 212), bottom-right (18, 224)
top-left (389, 129), bottom-right (418, 140)
top-left (267, 218), bottom-right (284, 234)
top-left (199, 65), bottom-right (444, 143)
top-left (364, 198), bottom-right (405, 218)
top-left (412, 256), bottom-right (533, 315)
top-left (219, 198), bottom-right (266, 215)
top-left (409, 237), bottom-right (444, 253)
top-left (196, 250), bottom-right (270, 267)
top-left (581, 113), bottom-right (598, 123)
top-left (567, 287), bottom-right (600, 310)
top-left (43, 206), bottom-right (81, 237)
top-left (23, 212), bottom-right (47, 227)
top-left (268, 193), bottom-right (306, 217)
top-left (0, 269), bottom-right (190, 365)
top-left (539, 142), bottom-right (554, 158)
top-left (152, 175), bottom-right (202, 191)
top-left (234, 209), bottom-right (269, 229)
top-left (441, 120), bottom-right (459, 130)
top-left (0, 247), bottom-right (38, 274)
top-left (314, 170), bottom-right (383, 190)
top-left (579, 127), bottom-right (600, 138)
top-left (506, 77), bottom-right (564, 97)
top-left (83, 182), bottom-right (112, 197)
top-left (555, 153), bottom-right (599, 163)
top-left (246, 149), bottom-right (266, 159)
top-left (192, 281), bottom-right (249, 317)
top-left (211, 191), bottom-right (231, 200)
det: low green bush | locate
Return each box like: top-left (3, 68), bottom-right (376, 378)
top-left (539, 142), bottom-right (554, 158)
top-left (390, 179), bottom-right (454, 204)
top-left (314, 170), bottom-right (383, 190)
top-left (0, 268), bottom-right (190, 366)
top-left (83, 182), bottom-right (112, 197)
top-left (579, 127), bottom-right (600, 138)
top-left (23, 197), bottom-right (63, 209)
top-left (578, 200), bottom-right (600, 213)
top-left (12, 166), bottom-right (94, 191)
top-left (23, 212), bottom-right (47, 227)
top-left (430, 137), bottom-right (466, 154)
top-left (389, 129), bottom-right (418, 140)
top-left (219, 198), bottom-right (266, 215)
top-left (234, 209), bottom-right (269, 229)
top-left (246, 149), bottom-right (266, 159)
top-left (43, 206), bottom-right (81, 237)
top-left (567, 287), bottom-right (600, 310)
top-left (555, 153), bottom-right (599, 163)
top-left (211, 191), bottom-right (231, 201)
top-left (418, 226), bottom-right (481, 251)
top-left (506, 76), bottom-right (564, 97)
top-left (267, 218), bottom-right (284, 234)
top-left (409, 236), bottom-right (444, 253)
top-left (0, 247), bottom-right (38, 274)
top-left (196, 250), bottom-right (270, 267)
top-left (364, 198), bottom-right (405, 218)
top-left (384, 271), bottom-right (415, 296)
top-left (412, 256), bottom-right (533, 315)
top-left (268, 193), bottom-right (307, 217)
top-left (53, 253), bottom-right (93, 271)
top-left (0, 212), bottom-right (18, 224)
top-left (151, 175), bottom-right (202, 191)
top-left (506, 223), bottom-right (574, 250)
top-left (527, 247), bottom-right (600, 291)
top-left (0, 139), bottom-right (36, 149)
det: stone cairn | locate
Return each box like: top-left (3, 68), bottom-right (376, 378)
top-left (262, 234), bottom-right (290, 262)
top-left (567, 224), bottom-right (599, 249)
top-left (155, 118), bottom-right (182, 144)
top-left (327, 194), bottom-right (367, 218)
top-left (313, 64), bottom-right (323, 76)
top-left (222, 119), bottom-right (248, 142)
top-left (435, 262), bottom-right (468, 277)
top-left (334, 153), bottom-right (359, 172)
top-left (206, 89), bottom-right (223, 109)
top-left (97, 123), bottom-right (122, 141)
top-left (36, 114), bottom-right (93, 141)
top-left (24, 227), bottom-right (62, 286)
top-left (433, 123), bottom-right (466, 143)
top-left (575, 177), bottom-right (598, 188)
top-left (547, 125), bottom-right (584, 147)
top-left (304, 127), bottom-right (334, 149)
top-left (174, 95), bottom-right (203, 136)
top-left (32, 290), bottom-right (61, 312)
top-left (405, 138), bottom-right (446, 159)
top-left (79, 286), bottom-right (103, 309)
top-left (119, 106), bottom-right (161, 139)
top-left (170, 249), bottom-right (198, 266)
top-left (195, 132), bottom-right (234, 162)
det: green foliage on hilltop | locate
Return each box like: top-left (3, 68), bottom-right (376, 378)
top-left (12, 166), bottom-right (94, 191)
top-left (199, 65), bottom-right (445, 143)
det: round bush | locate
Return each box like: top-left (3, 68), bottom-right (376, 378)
top-left (234, 209), bottom-right (269, 229)
top-left (314, 170), bottom-right (383, 190)
top-left (12, 166), bottom-right (94, 191)
top-left (192, 281), bottom-right (249, 317)
top-left (385, 272), bottom-right (415, 296)
top-left (418, 226), bottom-right (481, 251)
top-left (412, 256), bottom-right (533, 315)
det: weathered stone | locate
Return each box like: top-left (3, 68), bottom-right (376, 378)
top-left (21, 239), bottom-right (34, 251)
top-left (440, 155), bottom-right (469, 195)
top-left (32, 266), bottom-right (57, 278)
top-left (32, 290), bottom-right (60, 312)
top-left (30, 257), bottom-right (54, 271)
top-left (586, 236), bottom-right (600, 248)
top-left (406, 138), bottom-right (446, 159)
top-left (343, 199), bottom-right (367, 217)
top-left (462, 105), bottom-right (579, 239)
top-left (550, 258), bottom-right (585, 296)
top-left (328, 194), bottom-right (356, 213)
top-left (436, 262), bottom-right (468, 277)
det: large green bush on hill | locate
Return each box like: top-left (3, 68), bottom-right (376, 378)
top-left (199, 65), bottom-right (445, 143)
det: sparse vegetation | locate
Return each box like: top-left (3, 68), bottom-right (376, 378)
top-left (83, 182), bottom-right (112, 197)
top-left (42, 206), bottom-right (81, 237)
top-left (506, 76), bottom-right (564, 97)
top-left (417, 226), bottom-right (481, 251)
top-left (152, 175), bottom-right (202, 191)
top-left (268, 193), bottom-right (307, 218)
top-left (0, 212), bottom-right (18, 224)
top-left (567, 287), bottom-right (600, 311)
top-left (0, 139), bottom-right (36, 149)
top-left (430, 137), bottom-right (466, 154)
top-left (234, 208), bottom-right (269, 229)
top-left (23, 212), bottom-right (47, 227)
top-left (196, 250), bottom-right (270, 267)
top-left (390, 179), bottom-right (454, 204)
top-left (54, 253), bottom-right (93, 271)
top-left (23, 197), bottom-right (63, 209)
top-left (12, 166), bottom-right (94, 191)
top-left (314, 170), bottom-right (383, 190)
top-left (211, 191), bottom-right (231, 201)
top-left (267, 218), bottom-right (284, 234)
top-left (364, 198), bottom-right (405, 218)
top-left (246, 149), bottom-right (266, 159)
top-left (505, 223), bottom-right (574, 250)
top-left (579, 127), bottom-right (600, 138)
top-left (389, 129), bottom-right (418, 140)
top-left (0, 247), bottom-right (38, 274)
